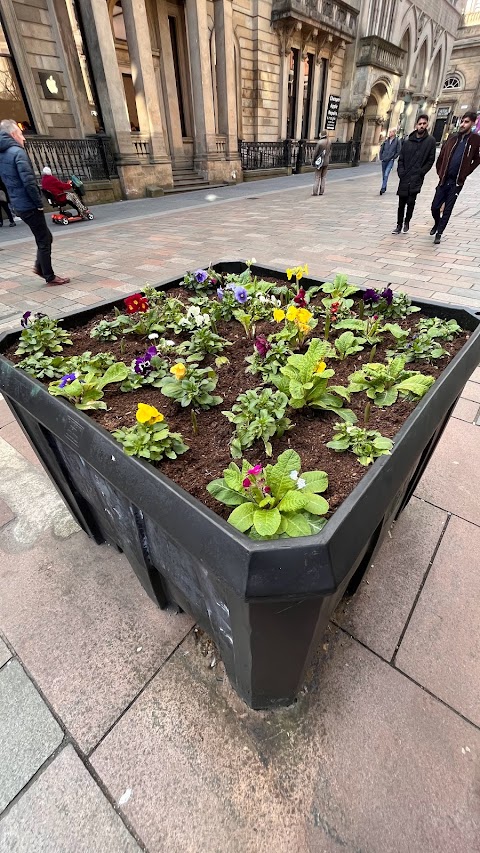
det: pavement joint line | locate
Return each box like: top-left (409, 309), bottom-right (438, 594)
top-left (390, 513), bottom-right (452, 667)
top-left (334, 623), bottom-right (480, 734)
top-left (411, 495), bottom-right (480, 526)
top-left (0, 168), bottom-right (379, 249)
top-left (86, 624), bottom-right (196, 760)
top-left (0, 739), bottom-right (68, 825)
top-left (0, 647), bottom-right (151, 851)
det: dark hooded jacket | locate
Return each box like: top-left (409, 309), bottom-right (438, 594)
top-left (0, 130), bottom-right (42, 213)
top-left (396, 130), bottom-right (436, 198)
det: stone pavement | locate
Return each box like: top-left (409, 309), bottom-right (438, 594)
top-left (0, 166), bottom-right (479, 852)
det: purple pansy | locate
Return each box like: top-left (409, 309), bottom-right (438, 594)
top-left (59, 373), bottom-right (77, 388)
top-left (362, 288), bottom-right (380, 304)
top-left (195, 269), bottom-right (208, 283)
top-left (21, 311), bottom-right (32, 328)
top-left (254, 335), bottom-right (271, 358)
top-left (216, 287), bottom-right (224, 302)
top-left (381, 287), bottom-right (394, 305)
top-left (134, 346), bottom-right (157, 376)
top-left (234, 286), bottom-right (248, 304)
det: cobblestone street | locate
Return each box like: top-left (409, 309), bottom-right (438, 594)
top-left (0, 165), bottom-right (479, 853)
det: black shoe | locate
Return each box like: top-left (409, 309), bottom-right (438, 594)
top-left (434, 233), bottom-right (441, 245)
top-left (430, 225), bottom-right (437, 235)
top-left (403, 223), bottom-right (409, 233)
top-left (9, 221), bottom-right (16, 227)
top-left (392, 226), bottom-right (402, 234)
top-left (380, 189), bottom-right (386, 195)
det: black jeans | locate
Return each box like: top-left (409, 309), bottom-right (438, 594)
top-left (0, 200), bottom-right (14, 224)
top-left (397, 194), bottom-right (417, 228)
top-left (431, 180), bottom-right (461, 235)
top-left (19, 208), bottom-right (54, 282)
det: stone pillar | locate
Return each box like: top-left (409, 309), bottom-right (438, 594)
top-left (213, 0), bottom-right (237, 157)
top-left (184, 0), bottom-right (217, 170)
top-left (278, 50), bottom-right (290, 139)
top-left (156, 0), bottom-right (185, 165)
top-left (76, 0), bottom-right (136, 172)
top-left (121, 0), bottom-right (171, 178)
top-left (308, 59), bottom-right (322, 140)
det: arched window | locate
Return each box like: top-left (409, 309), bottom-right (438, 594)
top-left (443, 75), bottom-right (461, 90)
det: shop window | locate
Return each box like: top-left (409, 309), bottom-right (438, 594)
top-left (122, 73), bottom-right (140, 131)
top-left (286, 48), bottom-right (299, 139)
top-left (0, 16), bottom-right (34, 129)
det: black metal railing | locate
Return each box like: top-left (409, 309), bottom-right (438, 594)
top-left (239, 139), bottom-right (357, 171)
top-left (25, 136), bottom-right (118, 182)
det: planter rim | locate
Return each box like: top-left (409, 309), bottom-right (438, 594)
top-left (1, 261), bottom-right (479, 561)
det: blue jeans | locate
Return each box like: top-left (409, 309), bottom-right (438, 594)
top-left (381, 159), bottom-right (394, 191)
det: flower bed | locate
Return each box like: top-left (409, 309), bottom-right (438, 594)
top-left (1, 261), bottom-right (479, 708)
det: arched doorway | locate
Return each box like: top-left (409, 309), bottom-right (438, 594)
top-left (360, 81), bottom-right (390, 161)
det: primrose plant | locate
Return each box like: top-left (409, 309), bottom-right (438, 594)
top-left (326, 422), bottom-right (393, 466)
top-left (207, 449), bottom-right (330, 539)
top-left (222, 387), bottom-right (293, 458)
top-left (112, 403), bottom-right (188, 462)
top-left (348, 356), bottom-right (435, 407)
top-left (48, 362), bottom-right (129, 410)
top-left (16, 312), bottom-right (72, 357)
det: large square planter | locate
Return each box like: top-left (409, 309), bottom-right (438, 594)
top-left (1, 263), bottom-right (479, 709)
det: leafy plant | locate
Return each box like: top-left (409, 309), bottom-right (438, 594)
top-left (112, 403), bottom-right (188, 461)
top-left (272, 338), bottom-right (354, 421)
top-left (182, 268), bottom-right (217, 293)
top-left (222, 387), bottom-right (293, 458)
top-left (160, 362), bottom-right (222, 410)
top-left (348, 357), bottom-right (435, 407)
top-left (245, 337), bottom-right (294, 380)
top-left (207, 450), bottom-right (329, 539)
top-left (326, 422), bottom-right (393, 466)
top-left (16, 312), bottom-right (72, 357)
top-left (48, 362), bottom-right (129, 410)
top-left (176, 327), bottom-right (230, 362)
top-left (383, 291), bottom-right (420, 319)
top-left (90, 316), bottom-right (128, 341)
top-left (319, 274), bottom-right (358, 313)
top-left (335, 317), bottom-right (406, 347)
top-left (387, 332), bottom-right (447, 363)
top-left (332, 331), bottom-right (365, 360)
top-left (271, 304), bottom-right (318, 347)
top-left (120, 349), bottom-right (169, 391)
top-left (141, 284), bottom-right (166, 306)
top-left (174, 303), bottom-right (212, 333)
top-left (17, 354), bottom-right (68, 380)
top-left (417, 317), bottom-right (461, 340)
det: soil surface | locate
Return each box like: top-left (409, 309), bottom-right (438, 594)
top-left (3, 285), bottom-right (470, 521)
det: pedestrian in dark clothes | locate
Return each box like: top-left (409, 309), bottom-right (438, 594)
top-left (379, 128), bottom-right (401, 194)
top-left (430, 112), bottom-right (480, 244)
top-left (0, 119), bottom-right (69, 285)
top-left (392, 115), bottom-right (436, 234)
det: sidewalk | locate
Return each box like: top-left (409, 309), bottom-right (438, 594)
top-left (0, 167), bottom-right (479, 852)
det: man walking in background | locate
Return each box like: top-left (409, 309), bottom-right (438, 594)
top-left (392, 114), bottom-right (436, 234)
top-left (430, 111), bottom-right (480, 244)
top-left (379, 128), bottom-right (401, 194)
top-left (311, 130), bottom-right (332, 196)
top-left (0, 119), bottom-right (69, 285)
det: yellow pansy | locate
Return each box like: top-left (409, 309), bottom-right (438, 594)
top-left (315, 361), bottom-right (326, 374)
top-left (136, 403), bottom-right (164, 425)
top-left (286, 268), bottom-right (294, 281)
top-left (170, 363), bottom-right (187, 380)
top-left (286, 305), bottom-right (298, 322)
top-left (297, 321), bottom-right (311, 334)
top-left (273, 308), bottom-right (285, 323)
top-left (303, 263), bottom-right (308, 276)
top-left (295, 307), bottom-right (312, 325)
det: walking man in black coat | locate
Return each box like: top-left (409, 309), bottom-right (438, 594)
top-left (392, 115), bottom-right (436, 234)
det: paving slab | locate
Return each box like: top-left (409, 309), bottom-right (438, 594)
top-left (461, 380), bottom-right (480, 404)
top-left (415, 417), bottom-right (480, 526)
top-left (0, 745), bottom-right (141, 852)
top-left (90, 629), bottom-right (480, 853)
top-left (0, 498), bottom-right (14, 529)
top-left (0, 399), bottom-right (14, 428)
top-left (0, 637), bottom-right (11, 667)
top-left (0, 530), bottom-right (192, 753)
top-left (0, 659), bottom-right (63, 813)
top-left (453, 397), bottom-right (480, 423)
top-left (396, 516), bottom-right (480, 727)
top-left (334, 497), bottom-right (447, 660)
top-left (0, 422), bottom-right (40, 467)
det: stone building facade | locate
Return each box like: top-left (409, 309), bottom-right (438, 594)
top-left (436, 0), bottom-right (480, 140)
top-left (0, 0), bottom-right (471, 195)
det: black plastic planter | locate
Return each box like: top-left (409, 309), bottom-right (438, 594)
top-left (1, 263), bottom-right (479, 709)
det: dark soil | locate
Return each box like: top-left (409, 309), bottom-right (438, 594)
top-left (3, 285), bottom-right (470, 521)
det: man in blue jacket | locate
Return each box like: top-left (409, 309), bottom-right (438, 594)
top-left (379, 128), bottom-right (401, 194)
top-left (0, 120), bottom-right (69, 285)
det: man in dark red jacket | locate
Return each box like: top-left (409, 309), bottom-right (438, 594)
top-left (430, 112), bottom-right (480, 244)
top-left (41, 167), bottom-right (88, 218)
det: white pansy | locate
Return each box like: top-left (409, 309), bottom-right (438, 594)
top-left (296, 478), bottom-right (306, 490)
top-left (148, 333), bottom-right (159, 340)
top-left (165, 340), bottom-right (175, 346)
top-left (289, 470), bottom-right (299, 481)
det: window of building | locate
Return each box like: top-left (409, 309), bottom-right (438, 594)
top-left (301, 54), bottom-right (314, 139)
top-left (122, 73), bottom-right (139, 130)
top-left (0, 15), bottom-right (34, 129)
top-left (443, 75), bottom-right (461, 90)
top-left (286, 48), bottom-right (299, 139)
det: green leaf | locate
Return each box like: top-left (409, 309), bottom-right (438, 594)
top-left (253, 507), bottom-right (282, 537)
top-left (284, 513), bottom-right (312, 538)
top-left (278, 490), bottom-right (307, 512)
top-left (228, 502), bottom-right (255, 532)
top-left (397, 374), bottom-right (434, 398)
top-left (223, 463), bottom-right (243, 491)
top-left (302, 470), bottom-right (328, 493)
top-left (265, 449), bottom-right (301, 498)
top-left (303, 493), bottom-right (329, 516)
top-left (96, 362), bottom-right (129, 388)
top-left (375, 387), bottom-right (398, 407)
top-left (207, 480), bottom-right (245, 506)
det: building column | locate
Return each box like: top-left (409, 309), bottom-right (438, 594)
top-left (294, 49), bottom-right (306, 139)
top-left (121, 0), bottom-right (170, 172)
top-left (156, 0), bottom-right (184, 165)
top-left (278, 50), bottom-right (290, 139)
top-left (213, 0), bottom-right (238, 157)
top-left (76, 0), bottom-right (136, 166)
top-left (184, 0), bottom-right (217, 167)
top-left (308, 58), bottom-right (322, 140)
